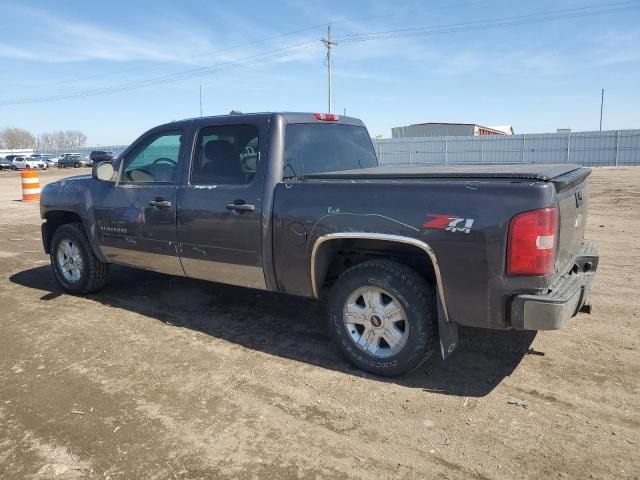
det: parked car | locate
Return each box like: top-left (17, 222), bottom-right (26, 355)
top-left (0, 158), bottom-right (13, 170)
top-left (4, 154), bottom-right (19, 163)
top-left (58, 153), bottom-right (81, 162)
top-left (31, 154), bottom-right (60, 168)
top-left (12, 156), bottom-right (47, 170)
top-left (46, 156), bottom-right (61, 168)
top-left (58, 154), bottom-right (92, 168)
top-left (90, 150), bottom-right (115, 162)
top-left (40, 112), bottom-right (598, 377)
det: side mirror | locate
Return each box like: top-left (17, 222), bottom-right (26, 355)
top-left (92, 161), bottom-right (115, 182)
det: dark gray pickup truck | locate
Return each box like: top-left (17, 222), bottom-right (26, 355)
top-left (40, 112), bottom-right (598, 376)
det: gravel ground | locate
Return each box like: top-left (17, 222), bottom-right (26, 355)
top-left (0, 167), bottom-right (638, 480)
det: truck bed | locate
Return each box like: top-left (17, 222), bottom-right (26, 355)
top-left (275, 162), bottom-right (592, 329)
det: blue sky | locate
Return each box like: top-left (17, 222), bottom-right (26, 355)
top-left (0, 0), bottom-right (639, 144)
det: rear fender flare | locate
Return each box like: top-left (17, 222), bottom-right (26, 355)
top-left (310, 232), bottom-right (451, 323)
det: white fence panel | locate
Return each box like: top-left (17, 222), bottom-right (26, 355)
top-left (618, 131), bottom-right (640, 166)
top-left (374, 129), bottom-right (640, 167)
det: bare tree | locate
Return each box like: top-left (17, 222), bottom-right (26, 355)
top-left (65, 130), bottom-right (87, 147)
top-left (0, 127), bottom-right (36, 149)
top-left (53, 130), bottom-right (67, 148)
top-left (38, 129), bottom-right (88, 149)
top-left (2, 127), bottom-right (88, 150)
top-left (37, 132), bottom-right (56, 150)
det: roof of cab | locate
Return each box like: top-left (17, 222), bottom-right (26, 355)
top-left (154, 112), bottom-right (365, 130)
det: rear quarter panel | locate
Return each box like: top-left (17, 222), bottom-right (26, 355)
top-left (272, 178), bottom-right (557, 329)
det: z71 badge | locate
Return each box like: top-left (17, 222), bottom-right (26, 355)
top-left (423, 214), bottom-right (475, 234)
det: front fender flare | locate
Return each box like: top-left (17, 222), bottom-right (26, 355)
top-left (42, 209), bottom-right (108, 263)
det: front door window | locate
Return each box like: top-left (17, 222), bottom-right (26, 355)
top-left (121, 131), bottom-right (182, 183)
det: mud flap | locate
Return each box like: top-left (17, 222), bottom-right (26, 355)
top-left (437, 297), bottom-right (458, 360)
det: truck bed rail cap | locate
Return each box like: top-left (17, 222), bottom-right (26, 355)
top-left (303, 164), bottom-right (586, 181)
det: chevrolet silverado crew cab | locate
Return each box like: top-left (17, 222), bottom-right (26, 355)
top-left (40, 112), bottom-right (598, 376)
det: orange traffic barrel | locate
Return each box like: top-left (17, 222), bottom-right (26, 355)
top-left (21, 170), bottom-right (41, 202)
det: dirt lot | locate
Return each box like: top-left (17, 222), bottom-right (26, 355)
top-left (0, 167), bottom-right (638, 480)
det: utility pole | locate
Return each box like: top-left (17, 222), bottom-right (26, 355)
top-left (199, 85), bottom-right (203, 117)
top-left (599, 88), bottom-right (604, 131)
top-left (321, 24), bottom-right (337, 113)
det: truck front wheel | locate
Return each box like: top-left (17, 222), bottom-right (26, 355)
top-left (328, 259), bottom-right (436, 377)
top-left (50, 223), bottom-right (109, 294)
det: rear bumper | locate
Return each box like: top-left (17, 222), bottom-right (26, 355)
top-left (510, 242), bottom-right (598, 330)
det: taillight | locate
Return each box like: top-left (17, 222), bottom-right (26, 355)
top-left (507, 207), bottom-right (558, 276)
top-left (314, 113), bottom-right (340, 121)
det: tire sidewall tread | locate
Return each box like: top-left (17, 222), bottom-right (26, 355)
top-left (50, 222), bottom-right (109, 294)
top-left (328, 259), bottom-right (436, 377)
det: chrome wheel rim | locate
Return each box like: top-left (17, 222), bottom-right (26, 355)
top-left (56, 239), bottom-right (83, 283)
top-left (343, 286), bottom-right (409, 358)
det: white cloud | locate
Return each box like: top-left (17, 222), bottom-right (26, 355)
top-left (0, 6), bottom-right (210, 63)
top-left (590, 30), bottom-right (640, 66)
top-left (429, 48), bottom-right (565, 76)
top-left (0, 43), bottom-right (43, 62)
top-left (2, 1), bottom-right (635, 95)
top-left (0, 3), bottom-right (317, 66)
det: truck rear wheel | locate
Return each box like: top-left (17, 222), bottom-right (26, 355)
top-left (50, 223), bottom-right (109, 294)
top-left (328, 259), bottom-right (436, 377)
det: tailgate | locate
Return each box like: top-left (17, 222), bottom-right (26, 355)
top-left (553, 168), bottom-right (592, 273)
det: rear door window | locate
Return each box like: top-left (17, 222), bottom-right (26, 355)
top-left (190, 124), bottom-right (258, 185)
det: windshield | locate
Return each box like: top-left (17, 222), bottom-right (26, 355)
top-left (283, 123), bottom-right (378, 178)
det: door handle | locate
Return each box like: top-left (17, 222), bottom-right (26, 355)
top-left (226, 202), bottom-right (255, 212)
top-left (149, 199), bottom-right (171, 208)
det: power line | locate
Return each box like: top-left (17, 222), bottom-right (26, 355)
top-left (335, 2), bottom-right (640, 43)
top-left (1, 1), bottom-right (637, 107)
top-left (337, 1), bottom-right (640, 39)
top-left (0, 24), bottom-right (326, 95)
top-left (326, 0), bottom-right (487, 27)
top-left (0, 41), bottom-right (321, 106)
top-left (600, 88), bottom-right (605, 131)
top-left (1, 0), bottom-right (489, 96)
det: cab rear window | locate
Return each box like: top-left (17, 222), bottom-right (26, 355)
top-left (283, 124), bottom-right (377, 178)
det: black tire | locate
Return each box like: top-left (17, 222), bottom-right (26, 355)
top-left (328, 259), bottom-right (436, 377)
top-left (74, 162), bottom-right (80, 168)
top-left (50, 223), bottom-right (109, 294)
